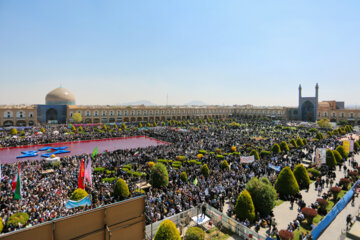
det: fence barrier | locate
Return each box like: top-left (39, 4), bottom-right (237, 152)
top-left (145, 204), bottom-right (266, 240)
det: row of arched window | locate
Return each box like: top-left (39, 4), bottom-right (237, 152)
top-left (3, 111), bottom-right (34, 118)
top-left (318, 112), bottom-right (359, 118)
top-left (69, 109), bottom-right (232, 117)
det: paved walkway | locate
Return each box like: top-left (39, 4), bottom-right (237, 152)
top-left (221, 142), bottom-right (360, 239)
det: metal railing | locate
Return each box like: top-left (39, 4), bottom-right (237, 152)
top-left (205, 204), bottom-right (266, 240)
top-left (145, 203), bottom-right (266, 240)
top-left (145, 207), bottom-right (199, 239)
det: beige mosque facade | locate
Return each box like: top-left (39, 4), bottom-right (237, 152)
top-left (0, 85), bottom-right (359, 126)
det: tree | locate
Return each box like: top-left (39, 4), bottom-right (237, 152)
top-left (333, 150), bottom-right (343, 165)
top-left (293, 164), bottom-right (311, 190)
top-left (326, 150), bottom-right (337, 168)
top-left (275, 167), bottom-right (299, 198)
top-left (201, 164), bottom-right (210, 177)
top-left (154, 219), bottom-right (181, 240)
top-left (260, 176), bottom-right (271, 185)
top-left (296, 138), bottom-right (304, 147)
top-left (151, 163), bottom-right (169, 188)
top-left (336, 145), bottom-right (348, 159)
top-left (279, 230), bottom-right (294, 240)
top-left (316, 132), bottom-right (324, 140)
top-left (289, 139), bottom-right (298, 148)
top-left (70, 188), bottom-right (88, 201)
top-left (249, 149), bottom-right (260, 160)
top-left (234, 190), bottom-right (255, 222)
top-left (180, 172), bottom-right (188, 182)
top-left (245, 177), bottom-right (277, 216)
top-left (301, 207), bottom-right (318, 224)
top-left (271, 143), bottom-right (281, 154)
top-left (220, 160), bottom-right (229, 170)
top-left (317, 119), bottom-right (332, 129)
top-left (72, 113), bottom-right (82, 123)
top-left (113, 178), bottom-right (130, 200)
top-left (6, 213), bottom-right (29, 228)
top-left (330, 187), bottom-right (341, 200)
top-left (184, 227), bottom-right (205, 240)
top-left (10, 128), bottom-right (17, 135)
top-left (279, 141), bottom-right (289, 152)
top-left (260, 150), bottom-right (271, 158)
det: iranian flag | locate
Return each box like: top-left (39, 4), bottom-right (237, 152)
top-left (13, 163), bottom-right (22, 200)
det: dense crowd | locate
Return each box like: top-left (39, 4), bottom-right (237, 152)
top-left (0, 119), bottom-right (356, 236)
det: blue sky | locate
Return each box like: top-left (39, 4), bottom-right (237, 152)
top-left (0, 0), bottom-right (359, 106)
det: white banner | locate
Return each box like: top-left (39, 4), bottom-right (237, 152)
top-left (350, 140), bottom-right (354, 153)
top-left (315, 148), bottom-right (326, 167)
top-left (240, 155), bottom-right (255, 164)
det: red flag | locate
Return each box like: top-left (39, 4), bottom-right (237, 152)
top-left (78, 160), bottom-right (85, 189)
top-left (12, 163), bottom-right (21, 192)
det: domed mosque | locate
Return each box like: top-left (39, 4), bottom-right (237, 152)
top-left (45, 87), bottom-right (76, 105)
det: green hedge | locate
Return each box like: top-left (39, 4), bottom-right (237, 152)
top-left (260, 150), bottom-right (271, 158)
top-left (271, 144), bottom-right (281, 154)
top-left (198, 150), bottom-right (207, 155)
top-left (293, 164), bottom-right (311, 190)
top-left (114, 178), bottom-right (130, 200)
top-left (70, 188), bottom-right (88, 201)
top-left (326, 150), bottom-right (337, 168)
top-left (235, 190), bottom-right (255, 222)
top-left (151, 163), bottom-right (169, 188)
top-left (279, 141), bottom-right (290, 152)
top-left (6, 213), bottom-right (29, 227)
top-left (307, 168), bottom-right (321, 180)
top-left (154, 219), bottom-right (181, 240)
top-left (249, 149), bottom-right (260, 160)
top-left (201, 164), bottom-right (210, 177)
top-left (336, 145), bottom-right (348, 159)
top-left (220, 160), bottom-right (230, 170)
top-left (157, 159), bottom-right (169, 165)
top-left (180, 172), bottom-right (188, 182)
top-left (184, 227), bottom-right (205, 240)
top-left (275, 167), bottom-right (299, 197)
top-left (94, 167), bottom-right (105, 173)
top-left (102, 177), bottom-right (117, 183)
top-left (246, 177), bottom-right (277, 216)
top-left (333, 150), bottom-right (342, 164)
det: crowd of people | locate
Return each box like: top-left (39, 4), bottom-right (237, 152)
top-left (0, 118), bottom-right (357, 237)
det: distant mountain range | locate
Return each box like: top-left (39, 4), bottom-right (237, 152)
top-left (118, 100), bottom-right (209, 106)
top-left (184, 100), bottom-right (208, 106)
top-left (119, 100), bottom-right (155, 106)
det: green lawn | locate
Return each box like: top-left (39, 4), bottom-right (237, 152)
top-left (206, 227), bottom-right (230, 240)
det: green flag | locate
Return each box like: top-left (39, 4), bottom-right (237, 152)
top-left (14, 167), bottom-right (21, 200)
top-left (193, 178), bottom-right (198, 186)
top-left (91, 147), bottom-right (98, 159)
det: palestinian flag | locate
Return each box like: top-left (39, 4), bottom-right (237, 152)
top-left (91, 147), bottom-right (98, 159)
top-left (13, 163), bottom-right (22, 200)
top-left (134, 151), bottom-right (140, 157)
